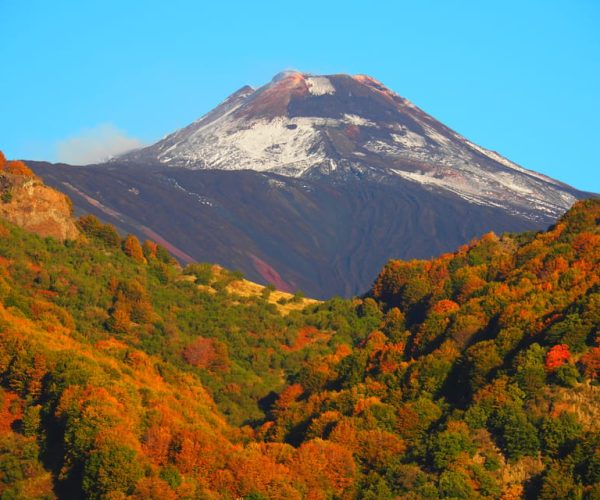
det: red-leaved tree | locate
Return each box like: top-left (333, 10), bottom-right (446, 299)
top-left (545, 344), bottom-right (571, 372)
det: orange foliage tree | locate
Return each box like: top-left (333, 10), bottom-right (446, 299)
top-left (142, 240), bottom-right (158, 260)
top-left (579, 346), bottom-right (600, 379)
top-left (123, 234), bottom-right (146, 263)
top-left (0, 159), bottom-right (34, 177)
top-left (183, 336), bottom-right (229, 372)
top-left (545, 344), bottom-right (571, 372)
top-left (291, 439), bottom-right (356, 500)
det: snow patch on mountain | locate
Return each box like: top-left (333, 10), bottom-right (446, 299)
top-left (156, 115), bottom-right (332, 175)
top-left (306, 76), bottom-right (335, 96)
top-left (343, 114), bottom-right (376, 127)
top-left (391, 166), bottom-right (577, 220)
top-left (165, 177), bottom-right (214, 206)
top-left (392, 130), bottom-right (427, 148)
top-left (463, 139), bottom-right (563, 187)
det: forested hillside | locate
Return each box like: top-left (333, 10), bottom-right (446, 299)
top-left (0, 202), bottom-right (379, 499)
top-left (0, 156), bottom-right (598, 498)
top-left (261, 199), bottom-right (600, 499)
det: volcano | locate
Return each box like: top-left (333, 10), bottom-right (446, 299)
top-left (118, 71), bottom-right (579, 220)
top-left (30, 72), bottom-right (591, 297)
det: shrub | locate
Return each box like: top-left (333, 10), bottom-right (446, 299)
top-left (78, 215), bottom-right (121, 247)
top-left (1, 190), bottom-right (12, 203)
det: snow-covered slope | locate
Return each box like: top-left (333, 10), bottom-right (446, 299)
top-left (118, 71), bottom-right (581, 220)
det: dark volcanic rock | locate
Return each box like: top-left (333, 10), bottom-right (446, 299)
top-left (28, 161), bottom-right (573, 299)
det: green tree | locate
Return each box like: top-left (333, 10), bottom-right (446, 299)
top-left (492, 408), bottom-right (540, 461)
top-left (82, 442), bottom-right (144, 499)
top-left (429, 424), bottom-right (476, 470)
top-left (21, 404), bottom-right (42, 437)
top-left (541, 412), bottom-right (582, 458)
top-left (438, 470), bottom-right (475, 499)
top-left (546, 314), bottom-right (591, 353)
top-left (515, 343), bottom-right (547, 396)
top-left (538, 464), bottom-right (581, 499)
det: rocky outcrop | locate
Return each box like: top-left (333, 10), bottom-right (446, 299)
top-left (0, 157), bottom-right (79, 240)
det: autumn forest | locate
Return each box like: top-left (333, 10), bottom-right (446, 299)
top-left (0, 155), bottom-right (599, 499)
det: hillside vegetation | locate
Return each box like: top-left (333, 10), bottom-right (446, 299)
top-left (261, 199), bottom-right (600, 499)
top-left (0, 155), bottom-right (598, 498)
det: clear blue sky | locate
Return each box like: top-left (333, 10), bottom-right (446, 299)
top-left (1, 0), bottom-right (599, 192)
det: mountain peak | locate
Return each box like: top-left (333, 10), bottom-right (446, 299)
top-left (116, 72), bottom-right (581, 220)
top-left (271, 69), bottom-right (305, 82)
top-left (264, 71), bottom-right (396, 98)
